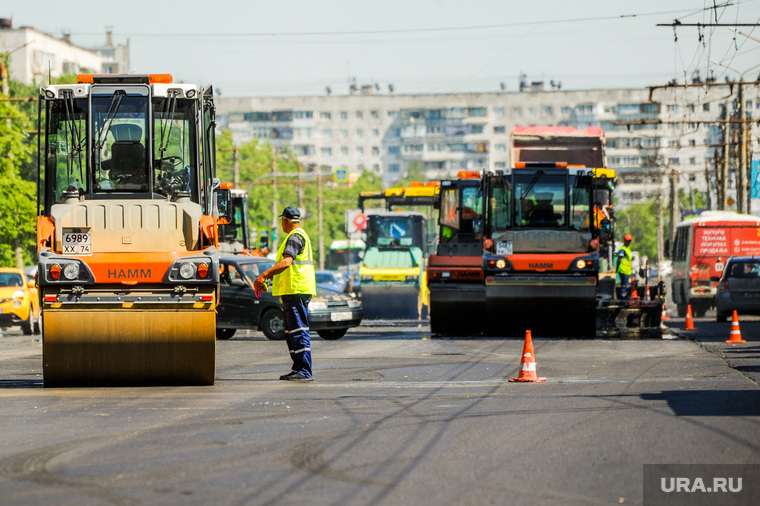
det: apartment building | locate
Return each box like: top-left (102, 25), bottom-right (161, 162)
top-left (0, 19), bottom-right (129, 85)
top-left (217, 81), bottom-right (760, 209)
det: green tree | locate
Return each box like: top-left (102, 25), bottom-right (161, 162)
top-left (215, 135), bottom-right (382, 265)
top-left (614, 199), bottom-right (660, 263)
top-left (0, 58), bottom-right (37, 267)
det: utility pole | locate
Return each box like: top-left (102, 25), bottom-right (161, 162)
top-left (669, 168), bottom-right (678, 244)
top-left (317, 166), bottom-right (324, 270)
top-left (704, 162), bottom-right (712, 211)
top-left (736, 81), bottom-right (745, 213)
top-left (739, 81), bottom-right (750, 214)
top-left (232, 146), bottom-right (239, 187)
top-left (271, 149), bottom-right (278, 251)
top-left (657, 189), bottom-right (664, 279)
top-left (723, 112), bottom-right (731, 210)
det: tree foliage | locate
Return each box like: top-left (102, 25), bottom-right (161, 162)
top-left (614, 199), bottom-right (661, 263)
top-left (0, 60), bottom-right (38, 267)
top-left (215, 134), bottom-right (382, 265)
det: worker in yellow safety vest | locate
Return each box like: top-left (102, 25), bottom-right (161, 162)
top-left (616, 234), bottom-right (633, 299)
top-left (255, 206), bottom-right (317, 381)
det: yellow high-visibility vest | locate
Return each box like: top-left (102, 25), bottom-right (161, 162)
top-left (273, 227), bottom-right (317, 296)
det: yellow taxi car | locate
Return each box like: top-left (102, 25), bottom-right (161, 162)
top-left (0, 267), bottom-right (40, 335)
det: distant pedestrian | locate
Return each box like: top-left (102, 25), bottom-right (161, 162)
top-left (617, 234), bottom-right (633, 299)
top-left (254, 206), bottom-right (317, 381)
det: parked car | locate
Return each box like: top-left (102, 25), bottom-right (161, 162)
top-left (216, 256), bottom-right (363, 340)
top-left (0, 267), bottom-right (41, 335)
top-left (315, 270), bottom-right (347, 293)
top-left (713, 256), bottom-right (760, 322)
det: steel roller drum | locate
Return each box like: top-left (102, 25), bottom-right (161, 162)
top-left (361, 284), bottom-right (421, 319)
top-left (43, 310), bottom-right (216, 387)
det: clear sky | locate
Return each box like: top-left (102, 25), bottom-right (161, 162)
top-left (4, 0), bottom-right (760, 97)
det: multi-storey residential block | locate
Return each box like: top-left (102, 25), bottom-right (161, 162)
top-left (217, 82), bottom-right (759, 209)
top-left (0, 19), bottom-right (129, 85)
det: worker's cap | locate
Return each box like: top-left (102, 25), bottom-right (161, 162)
top-left (279, 206), bottom-right (301, 222)
top-left (624, 234), bottom-right (632, 241)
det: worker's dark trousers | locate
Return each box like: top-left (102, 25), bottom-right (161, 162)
top-left (281, 294), bottom-right (313, 378)
top-left (619, 273), bottom-right (631, 299)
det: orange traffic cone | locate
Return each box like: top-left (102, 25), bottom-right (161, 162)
top-left (509, 330), bottom-right (547, 382)
top-left (630, 283), bottom-right (640, 300)
top-left (682, 304), bottom-right (696, 330)
top-left (661, 301), bottom-right (671, 321)
top-left (644, 284), bottom-right (651, 301)
top-left (725, 310), bottom-right (746, 344)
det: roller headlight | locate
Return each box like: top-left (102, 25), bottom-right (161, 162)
top-left (179, 262), bottom-right (196, 279)
top-left (496, 259), bottom-right (506, 269)
top-left (63, 263), bottom-right (80, 280)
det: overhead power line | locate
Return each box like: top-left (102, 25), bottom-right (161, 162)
top-left (67, 7), bottom-right (712, 38)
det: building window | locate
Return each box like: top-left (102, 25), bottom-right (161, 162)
top-left (372, 146), bottom-right (380, 156)
top-left (321, 129), bottom-right (332, 138)
top-left (388, 111), bottom-right (398, 118)
top-left (689, 157), bottom-right (696, 165)
top-left (703, 103), bottom-right (710, 112)
top-left (356, 147), bottom-right (364, 154)
top-left (388, 146), bottom-right (400, 154)
top-left (670, 157), bottom-right (680, 165)
top-left (494, 144), bottom-right (506, 152)
top-left (294, 110), bottom-right (313, 119)
top-left (667, 104), bottom-right (678, 112)
top-left (467, 107), bottom-right (487, 117)
top-left (320, 112), bottom-right (331, 119)
top-left (356, 111), bottom-right (364, 119)
top-left (321, 147), bottom-right (332, 155)
top-left (529, 107), bottom-right (537, 116)
top-left (371, 110), bottom-right (379, 119)
top-left (493, 107), bottom-right (505, 118)
top-left (388, 164), bottom-right (400, 173)
top-left (495, 161), bottom-right (506, 168)
top-left (688, 174), bottom-right (697, 182)
top-left (494, 125), bottom-right (506, 134)
top-left (341, 146), bottom-right (349, 155)
top-left (689, 139), bottom-right (696, 146)
top-left (356, 129), bottom-right (364, 138)
top-left (371, 129), bottom-right (380, 137)
top-left (340, 111), bottom-right (348, 120)
top-left (340, 129), bottom-right (348, 138)
top-left (513, 107), bottom-right (522, 117)
top-left (544, 106), bottom-right (553, 116)
top-left (468, 124), bottom-right (484, 134)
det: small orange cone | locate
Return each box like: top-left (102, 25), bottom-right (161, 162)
top-left (725, 310), bottom-right (746, 344)
top-left (644, 284), bottom-right (651, 301)
top-left (630, 283), bottom-right (640, 300)
top-left (509, 330), bottom-right (547, 382)
top-left (661, 301), bottom-right (671, 321)
top-left (682, 304), bottom-right (696, 330)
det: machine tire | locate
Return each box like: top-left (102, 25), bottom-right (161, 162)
top-left (22, 312), bottom-right (35, 336)
top-left (261, 309), bottom-right (286, 340)
top-left (34, 311), bottom-right (42, 334)
top-left (317, 328), bottom-right (347, 340)
top-left (216, 328), bottom-right (236, 340)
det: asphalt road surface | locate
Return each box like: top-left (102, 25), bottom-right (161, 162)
top-left (0, 315), bottom-right (758, 505)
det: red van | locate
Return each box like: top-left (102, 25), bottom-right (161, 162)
top-left (670, 211), bottom-right (760, 317)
